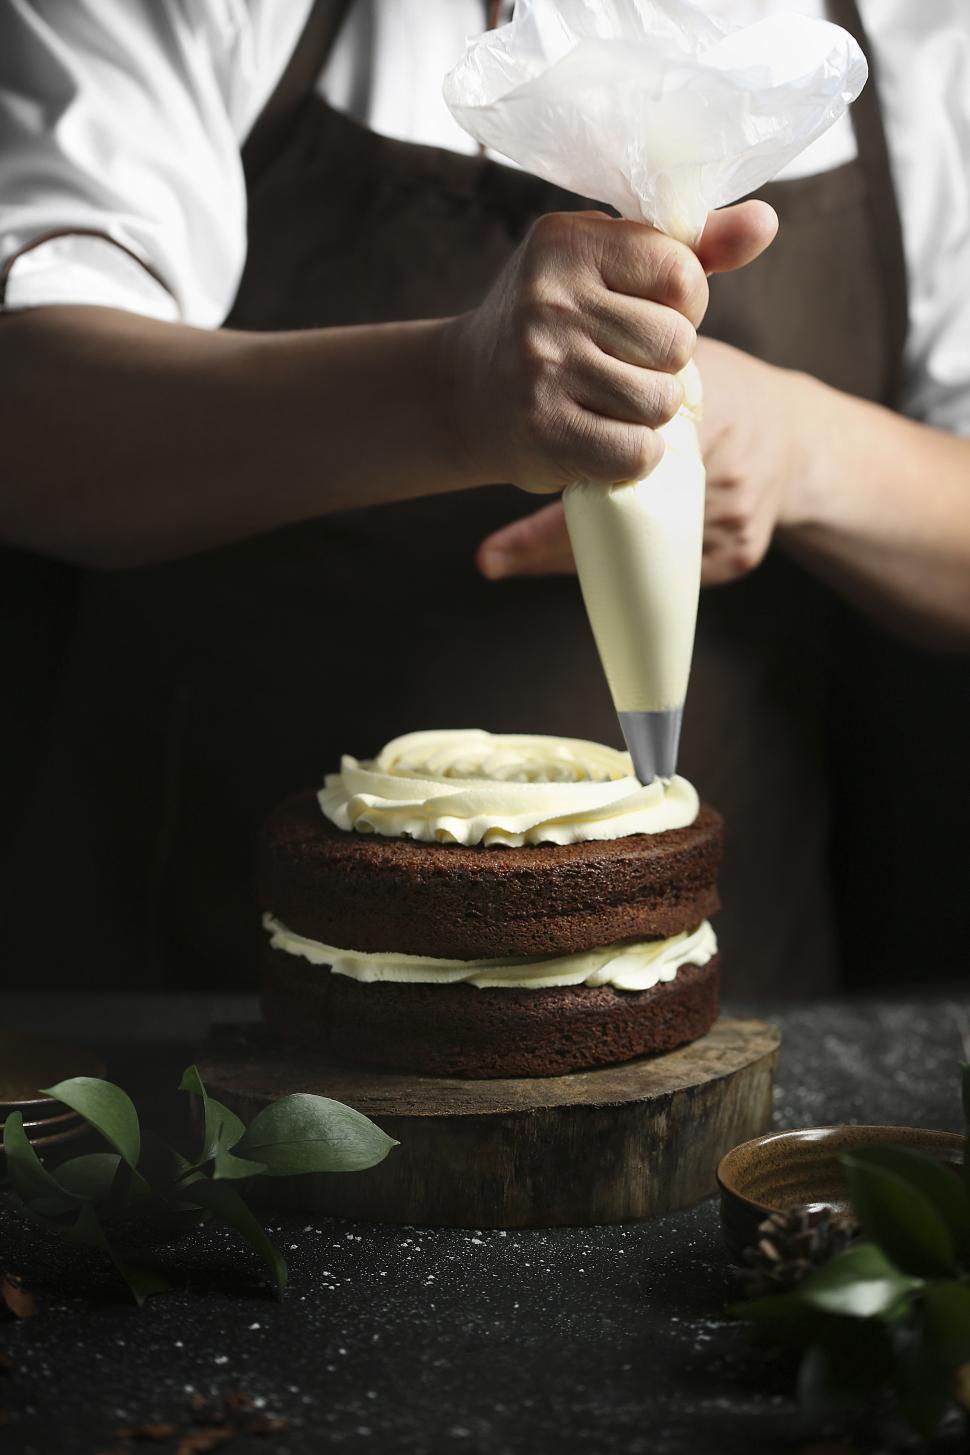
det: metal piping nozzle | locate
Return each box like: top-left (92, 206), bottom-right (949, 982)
top-left (618, 707), bottom-right (684, 785)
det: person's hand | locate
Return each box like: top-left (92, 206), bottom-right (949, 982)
top-left (693, 336), bottom-right (816, 584)
top-left (475, 336), bottom-right (819, 587)
top-left (443, 201), bottom-right (777, 495)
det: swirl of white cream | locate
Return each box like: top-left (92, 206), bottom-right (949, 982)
top-left (318, 729), bottom-right (699, 846)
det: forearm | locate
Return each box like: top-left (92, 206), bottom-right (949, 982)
top-left (782, 379), bottom-right (970, 649)
top-left (0, 306), bottom-right (469, 567)
top-left (0, 210), bottom-right (771, 570)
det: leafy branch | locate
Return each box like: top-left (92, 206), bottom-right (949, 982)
top-left (735, 1063), bottom-right (970, 1439)
top-left (1, 1065), bottom-right (397, 1305)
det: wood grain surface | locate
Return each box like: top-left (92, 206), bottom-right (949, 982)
top-left (198, 1017), bottom-right (780, 1227)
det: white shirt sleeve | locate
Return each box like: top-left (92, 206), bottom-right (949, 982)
top-left (0, 0), bottom-right (254, 326)
top-left (871, 1), bottom-right (970, 438)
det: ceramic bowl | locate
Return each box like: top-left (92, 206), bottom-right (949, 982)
top-left (717, 1124), bottom-right (965, 1260)
top-left (0, 1029), bottom-right (107, 1171)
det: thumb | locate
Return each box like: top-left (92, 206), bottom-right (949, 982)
top-left (476, 500), bottom-right (575, 580)
top-left (696, 200), bottom-right (778, 276)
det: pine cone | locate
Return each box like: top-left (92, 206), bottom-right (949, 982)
top-left (736, 1206), bottom-right (859, 1299)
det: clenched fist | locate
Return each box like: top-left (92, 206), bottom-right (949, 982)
top-left (443, 201), bottom-right (777, 494)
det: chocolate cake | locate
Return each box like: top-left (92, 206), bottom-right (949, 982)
top-left (260, 793), bottom-right (722, 960)
top-left (258, 730), bottom-right (723, 1078)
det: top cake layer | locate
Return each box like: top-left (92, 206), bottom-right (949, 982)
top-left (319, 729), bottom-right (699, 847)
top-left (259, 792), bottom-right (722, 960)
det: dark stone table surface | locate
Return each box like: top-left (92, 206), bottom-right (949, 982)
top-left (1, 990), bottom-right (969, 1455)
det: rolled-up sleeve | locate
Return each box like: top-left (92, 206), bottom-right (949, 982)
top-left (873, 4), bottom-right (970, 438)
top-left (0, 0), bottom-right (248, 326)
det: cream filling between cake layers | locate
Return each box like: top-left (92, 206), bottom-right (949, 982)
top-left (319, 729), bottom-right (699, 847)
top-left (263, 913), bottom-right (717, 992)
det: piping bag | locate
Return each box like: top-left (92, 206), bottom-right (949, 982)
top-left (445, 0), bottom-right (866, 783)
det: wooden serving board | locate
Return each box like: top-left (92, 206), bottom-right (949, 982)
top-left (198, 1016), bottom-right (779, 1227)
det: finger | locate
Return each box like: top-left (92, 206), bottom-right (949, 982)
top-left (477, 501), bottom-right (576, 580)
top-left (703, 517), bottom-right (765, 582)
top-left (593, 221), bottom-right (709, 328)
top-left (703, 476), bottom-right (747, 531)
top-left (556, 406), bottom-right (666, 485)
top-left (567, 347), bottom-right (684, 429)
top-left (701, 535), bottom-right (737, 588)
top-left (585, 293), bottom-right (696, 375)
top-left (696, 200), bottom-right (778, 276)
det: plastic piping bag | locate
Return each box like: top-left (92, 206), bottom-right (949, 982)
top-left (444, 0), bottom-right (867, 781)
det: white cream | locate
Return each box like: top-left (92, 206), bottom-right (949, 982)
top-left (318, 728), bottom-right (699, 846)
top-left (562, 362), bottom-right (705, 713)
top-left (263, 913), bottom-right (717, 992)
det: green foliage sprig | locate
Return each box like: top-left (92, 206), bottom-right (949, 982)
top-left (1, 1065), bottom-right (397, 1304)
top-left (736, 1064), bottom-right (970, 1439)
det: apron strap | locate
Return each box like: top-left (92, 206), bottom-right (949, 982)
top-left (826, 0), bottom-right (910, 405)
top-left (242, 0), bottom-right (354, 184)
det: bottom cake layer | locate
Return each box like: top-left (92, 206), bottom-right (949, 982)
top-left (261, 951), bottom-right (721, 1079)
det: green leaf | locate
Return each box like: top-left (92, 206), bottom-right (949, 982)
top-left (180, 1178), bottom-right (287, 1296)
top-left (235, 1094), bottom-right (398, 1176)
top-left (109, 1156), bottom-right (153, 1207)
top-left (844, 1145), bottom-right (970, 1260)
top-left (62, 1198), bottom-right (111, 1250)
top-left (179, 1065), bottom-right (245, 1152)
top-left (842, 1153), bottom-right (955, 1276)
top-left (3, 1112), bottom-right (77, 1208)
top-left (22, 1195), bottom-right (81, 1223)
top-left (138, 1128), bottom-right (192, 1191)
top-left (110, 1253), bottom-right (174, 1306)
top-left (741, 1273), bottom-right (916, 1334)
top-left (52, 1153), bottom-right (122, 1202)
top-left (42, 1077), bottom-right (140, 1168)
top-left (796, 1338), bottom-right (849, 1420)
top-left (795, 1243), bottom-right (922, 1320)
top-left (178, 1066), bottom-right (265, 1181)
top-left (65, 1203), bottom-right (172, 1305)
top-left (923, 1281), bottom-right (970, 1369)
top-left (733, 1291), bottom-right (825, 1335)
top-left (798, 1343), bottom-right (846, 1419)
top-left (890, 1317), bottom-right (953, 1438)
top-left (209, 1148), bottom-right (268, 1180)
top-left (797, 1324), bottom-right (893, 1420)
top-left (133, 1131), bottom-right (213, 1231)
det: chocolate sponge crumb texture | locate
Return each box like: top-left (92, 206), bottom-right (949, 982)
top-left (261, 953), bottom-right (721, 1079)
top-left (258, 790), bottom-right (724, 1079)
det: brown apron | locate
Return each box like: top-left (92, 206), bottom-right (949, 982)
top-left (6, 0), bottom-right (951, 997)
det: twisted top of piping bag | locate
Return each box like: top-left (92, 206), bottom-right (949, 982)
top-left (444, 0), bottom-right (868, 242)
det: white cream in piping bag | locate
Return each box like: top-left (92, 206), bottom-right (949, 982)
top-left (264, 912), bottom-right (717, 992)
top-left (562, 361), bottom-right (705, 719)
